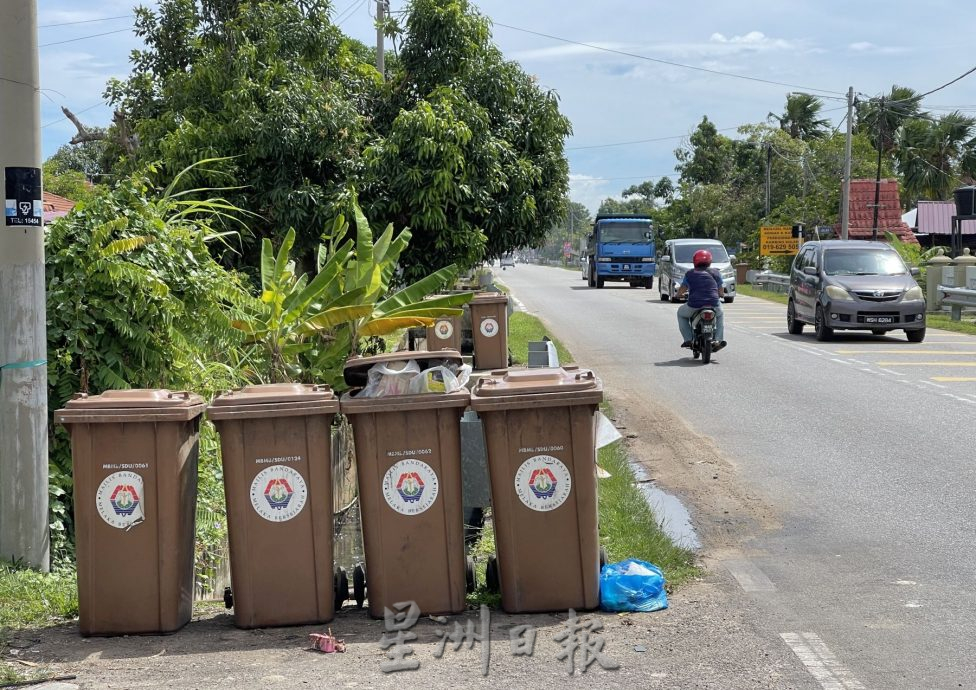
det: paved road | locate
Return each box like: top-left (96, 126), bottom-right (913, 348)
top-left (498, 263), bottom-right (976, 690)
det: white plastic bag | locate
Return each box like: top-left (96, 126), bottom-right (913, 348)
top-left (407, 364), bottom-right (472, 394)
top-left (356, 359), bottom-right (422, 398)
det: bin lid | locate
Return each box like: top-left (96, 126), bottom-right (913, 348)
top-left (207, 382), bottom-right (339, 420)
top-left (472, 367), bottom-right (596, 396)
top-left (342, 350), bottom-right (463, 389)
top-left (210, 383), bottom-right (335, 406)
top-left (470, 366), bottom-right (603, 411)
top-left (56, 388), bottom-right (206, 424)
top-left (470, 292), bottom-right (508, 305)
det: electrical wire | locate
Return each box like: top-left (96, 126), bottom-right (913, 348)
top-left (42, 101), bottom-right (107, 129)
top-left (492, 21), bottom-right (846, 96)
top-left (39, 14), bottom-right (133, 28)
top-left (39, 28), bottom-right (131, 48)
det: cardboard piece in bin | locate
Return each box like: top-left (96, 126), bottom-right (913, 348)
top-left (342, 350), bottom-right (463, 389)
top-left (472, 366), bottom-right (597, 396)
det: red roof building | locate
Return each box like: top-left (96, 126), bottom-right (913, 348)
top-left (43, 191), bottom-right (76, 224)
top-left (837, 179), bottom-right (918, 244)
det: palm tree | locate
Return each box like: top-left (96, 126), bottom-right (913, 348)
top-left (896, 111), bottom-right (976, 201)
top-left (768, 94), bottom-right (829, 140)
top-left (856, 85), bottom-right (921, 154)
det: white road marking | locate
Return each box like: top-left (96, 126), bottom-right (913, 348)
top-left (877, 368), bottom-right (906, 376)
top-left (780, 632), bottom-right (866, 690)
top-left (830, 358), bottom-right (850, 365)
top-left (723, 559), bottom-right (776, 592)
top-left (921, 380), bottom-right (947, 389)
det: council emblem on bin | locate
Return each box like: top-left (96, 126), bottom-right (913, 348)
top-left (383, 459), bottom-right (438, 515)
top-left (434, 320), bottom-right (454, 340)
top-left (250, 465), bottom-right (308, 522)
top-left (515, 455), bottom-right (572, 511)
top-left (96, 471), bottom-right (146, 529)
top-left (479, 317), bottom-right (499, 338)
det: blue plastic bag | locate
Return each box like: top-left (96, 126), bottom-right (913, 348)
top-left (599, 559), bottom-right (668, 612)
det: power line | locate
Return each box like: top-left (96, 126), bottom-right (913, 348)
top-left (492, 21), bottom-right (846, 96)
top-left (335, 0), bottom-right (367, 25)
top-left (39, 14), bottom-right (132, 28)
top-left (42, 101), bottom-right (107, 129)
top-left (868, 65), bottom-right (976, 106)
top-left (39, 28), bottom-right (131, 48)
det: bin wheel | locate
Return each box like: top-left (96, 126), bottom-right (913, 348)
top-left (466, 556), bottom-right (477, 594)
top-left (223, 586), bottom-right (233, 610)
top-left (334, 568), bottom-right (349, 611)
top-left (485, 555), bottom-right (500, 593)
top-left (599, 546), bottom-right (608, 571)
top-left (353, 564), bottom-right (367, 609)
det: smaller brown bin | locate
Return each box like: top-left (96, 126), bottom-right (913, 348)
top-left (55, 389), bottom-right (206, 636)
top-left (426, 315), bottom-right (462, 352)
top-left (470, 367), bottom-right (603, 613)
top-left (340, 351), bottom-right (469, 618)
top-left (208, 383), bottom-right (339, 629)
top-left (469, 292), bottom-right (509, 370)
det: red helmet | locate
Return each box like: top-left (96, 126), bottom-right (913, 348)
top-left (693, 249), bottom-right (712, 268)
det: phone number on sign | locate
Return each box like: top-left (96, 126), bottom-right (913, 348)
top-left (386, 448), bottom-right (433, 458)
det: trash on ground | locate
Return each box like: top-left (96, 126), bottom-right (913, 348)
top-left (600, 559), bottom-right (668, 613)
top-left (595, 411), bottom-right (623, 449)
top-left (309, 630), bottom-right (346, 653)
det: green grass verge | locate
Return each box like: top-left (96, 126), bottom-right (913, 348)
top-left (736, 283), bottom-right (788, 305)
top-left (739, 285), bottom-right (976, 336)
top-left (0, 563), bottom-right (78, 628)
top-left (507, 312), bottom-right (574, 365)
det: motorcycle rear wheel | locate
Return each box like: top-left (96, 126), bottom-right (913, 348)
top-left (701, 337), bottom-right (712, 364)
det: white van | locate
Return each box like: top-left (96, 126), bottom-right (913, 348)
top-left (658, 238), bottom-right (736, 303)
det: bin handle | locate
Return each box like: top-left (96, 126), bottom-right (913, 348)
top-left (575, 370), bottom-right (594, 381)
top-left (168, 390), bottom-right (192, 400)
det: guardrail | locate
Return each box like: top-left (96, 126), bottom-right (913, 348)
top-left (939, 286), bottom-right (976, 321)
top-left (752, 271), bottom-right (790, 294)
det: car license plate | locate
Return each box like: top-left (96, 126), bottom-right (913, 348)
top-left (865, 316), bottom-right (894, 324)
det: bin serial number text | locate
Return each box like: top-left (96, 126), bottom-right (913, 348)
top-left (387, 448), bottom-right (433, 458)
top-left (518, 445), bottom-right (565, 454)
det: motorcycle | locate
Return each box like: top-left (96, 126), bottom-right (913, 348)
top-left (690, 307), bottom-right (718, 364)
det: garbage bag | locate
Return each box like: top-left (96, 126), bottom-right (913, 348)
top-left (407, 364), bottom-right (472, 395)
top-left (599, 559), bottom-right (668, 612)
top-left (356, 359), bottom-right (422, 398)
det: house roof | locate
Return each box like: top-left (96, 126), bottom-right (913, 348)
top-left (914, 200), bottom-right (976, 235)
top-left (835, 179), bottom-right (918, 244)
top-left (43, 191), bottom-right (76, 223)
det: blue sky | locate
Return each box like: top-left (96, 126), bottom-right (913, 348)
top-left (37, 0), bottom-right (976, 213)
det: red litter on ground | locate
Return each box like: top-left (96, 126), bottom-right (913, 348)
top-left (309, 630), bottom-right (346, 653)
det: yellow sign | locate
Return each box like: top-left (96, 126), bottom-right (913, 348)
top-left (760, 226), bottom-right (800, 256)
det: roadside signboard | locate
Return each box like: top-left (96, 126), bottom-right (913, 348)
top-left (562, 241), bottom-right (572, 259)
top-left (759, 226), bottom-right (800, 256)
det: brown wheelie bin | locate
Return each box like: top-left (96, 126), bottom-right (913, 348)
top-left (470, 367), bottom-right (604, 613)
top-left (426, 315), bottom-right (462, 352)
top-left (469, 292), bottom-right (509, 369)
top-left (340, 351), bottom-right (469, 618)
top-left (208, 383), bottom-right (339, 628)
top-left (55, 389), bottom-right (206, 636)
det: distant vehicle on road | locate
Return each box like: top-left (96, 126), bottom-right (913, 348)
top-left (500, 253), bottom-right (516, 269)
top-left (786, 239), bottom-right (926, 342)
top-left (659, 238), bottom-right (736, 303)
top-left (585, 214), bottom-right (656, 289)
top-left (580, 256), bottom-right (588, 280)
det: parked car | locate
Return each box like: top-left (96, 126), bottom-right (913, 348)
top-left (786, 240), bottom-right (926, 342)
top-left (580, 256), bottom-right (588, 280)
top-left (658, 238), bottom-right (736, 303)
top-left (500, 253), bottom-right (516, 269)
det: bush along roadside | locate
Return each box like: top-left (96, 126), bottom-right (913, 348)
top-left (466, 311), bottom-right (699, 606)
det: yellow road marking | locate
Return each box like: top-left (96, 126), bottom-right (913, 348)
top-left (931, 377), bottom-right (976, 382)
top-left (878, 362), bottom-right (976, 367)
top-left (835, 350), bottom-right (976, 355)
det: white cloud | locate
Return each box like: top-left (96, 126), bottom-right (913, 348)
top-left (510, 42), bottom-right (631, 62)
top-left (847, 41), bottom-right (910, 55)
top-left (568, 173), bottom-right (612, 214)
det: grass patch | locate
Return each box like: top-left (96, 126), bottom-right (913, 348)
top-left (507, 312), bottom-right (573, 365)
top-left (597, 416), bottom-right (699, 588)
top-left (465, 514), bottom-right (502, 609)
top-left (736, 283), bottom-right (788, 305)
top-left (925, 313), bottom-right (976, 336)
top-left (0, 562), bottom-right (78, 628)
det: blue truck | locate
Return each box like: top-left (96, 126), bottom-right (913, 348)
top-left (585, 214), bottom-right (656, 289)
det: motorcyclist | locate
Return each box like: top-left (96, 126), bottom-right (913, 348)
top-left (676, 249), bottom-right (726, 351)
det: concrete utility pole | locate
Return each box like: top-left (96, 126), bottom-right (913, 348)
top-left (0, 0), bottom-right (49, 571)
top-left (840, 86), bottom-right (854, 240)
top-left (376, 0), bottom-right (385, 81)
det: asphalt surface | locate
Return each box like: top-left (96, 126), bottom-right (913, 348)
top-left (498, 263), bottom-right (976, 690)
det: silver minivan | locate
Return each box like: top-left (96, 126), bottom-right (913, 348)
top-left (787, 240), bottom-right (926, 342)
top-left (658, 238), bottom-right (736, 303)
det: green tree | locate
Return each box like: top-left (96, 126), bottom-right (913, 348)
top-left (856, 85), bottom-right (921, 154)
top-left (675, 117), bottom-right (738, 185)
top-left (768, 93), bottom-right (829, 140)
top-left (896, 111), bottom-right (976, 203)
top-left (365, 0), bottom-right (572, 282)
